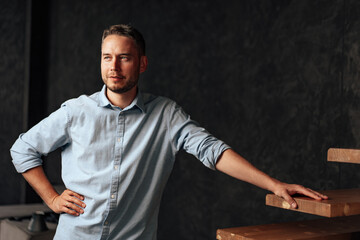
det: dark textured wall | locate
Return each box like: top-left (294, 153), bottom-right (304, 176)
top-left (0, 0), bottom-right (27, 204)
top-left (2, 1), bottom-right (360, 239)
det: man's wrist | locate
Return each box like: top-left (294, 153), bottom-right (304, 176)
top-left (266, 177), bottom-right (282, 194)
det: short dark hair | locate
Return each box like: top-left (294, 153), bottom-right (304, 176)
top-left (102, 24), bottom-right (146, 56)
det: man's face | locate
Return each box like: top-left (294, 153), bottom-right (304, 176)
top-left (101, 35), bottom-right (147, 94)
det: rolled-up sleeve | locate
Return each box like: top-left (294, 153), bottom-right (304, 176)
top-left (10, 105), bottom-right (70, 173)
top-left (168, 102), bottom-right (231, 170)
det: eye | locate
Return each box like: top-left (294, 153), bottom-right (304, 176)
top-left (120, 56), bottom-right (129, 61)
top-left (103, 56), bottom-right (111, 61)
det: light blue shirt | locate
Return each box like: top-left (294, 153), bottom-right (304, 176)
top-left (10, 85), bottom-right (230, 240)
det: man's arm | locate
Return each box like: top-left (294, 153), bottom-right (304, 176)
top-left (10, 105), bottom-right (85, 216)
top-left (216, 149), bottom-right (328, 208)
top-left (22, 166), bottom-right (86, 216)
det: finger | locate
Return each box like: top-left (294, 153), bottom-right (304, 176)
top-left (63, 190), bottom-right (86, 208)
top-left (66, 196), bottom-right (86, 209)
top-left (63, 204), bottom-right (81, 216)
top-left (64, 201), bottom-right (84, 215)
top-left (64, 189), bottom-right (85, 201)
top-left (63, 196), bottom-right (86, 212)
top-left (307, 188), bottom-right (328, 200)
top-left (279, 191), bottom-right (298, 209)
top-left (297, 187), bottom-right (326, 200)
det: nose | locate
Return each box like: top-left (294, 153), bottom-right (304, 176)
top-left (110, 58), bottom-right (121, 71)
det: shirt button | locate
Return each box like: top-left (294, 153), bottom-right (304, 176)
top-left (105, 221), bottom-right (109, 225)
top-left (117, 138), bottom-right (121, 142)
top-left (114, 165), bottom-right (118, 170)
top-left (111, 194), bottom-right (115, 199)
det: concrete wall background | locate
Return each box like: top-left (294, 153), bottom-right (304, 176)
top-left (2, 0), bottom-right (360, 239)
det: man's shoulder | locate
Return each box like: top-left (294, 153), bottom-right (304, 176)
top-left (141, 92), bottom-right (177, 110)
top-left (57, 91), bottom-right (102, 121)
top-left (61, 91), bottom-right (100, 108)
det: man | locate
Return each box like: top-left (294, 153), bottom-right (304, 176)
top-left (11, 24), bottom-right (327, 240)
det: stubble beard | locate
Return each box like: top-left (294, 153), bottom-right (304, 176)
top-left (104, 76), bottom-right (138, 94)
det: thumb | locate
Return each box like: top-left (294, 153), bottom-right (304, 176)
top-left (281, 192), bottom-right (298, 209)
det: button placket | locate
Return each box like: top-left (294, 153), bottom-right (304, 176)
top-left (110, 112), bottom-right (124, 207)
top-left (102, 111), bottom-right (125, 238)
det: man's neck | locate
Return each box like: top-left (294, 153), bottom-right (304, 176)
top-left (106, 86), bottom-right (137, 109)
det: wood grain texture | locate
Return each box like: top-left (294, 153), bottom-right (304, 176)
top-left (266, 189), bottom-right (360, 217)
top-left (216, 215), bottom-right (360, 240)
top-left (328, 148), bottom-right (360, 164)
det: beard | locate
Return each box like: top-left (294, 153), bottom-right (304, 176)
top-left (104, 75), bottom-right (139, 94)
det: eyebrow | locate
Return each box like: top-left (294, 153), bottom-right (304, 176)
top-left (102, 53), bottom-right (132, 56)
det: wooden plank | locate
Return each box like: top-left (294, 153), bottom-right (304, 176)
top-left (265, 189), bottom-right (360, 218)
top-left (216, 215), bottom-right (360, 240)
top-left (328, 148), bottom-right (360, 164)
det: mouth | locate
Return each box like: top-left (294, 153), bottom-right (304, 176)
top-left (108, 75), bottom-right (125, 81)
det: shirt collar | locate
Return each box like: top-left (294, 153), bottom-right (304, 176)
top-left (98, 85), bottom-right (145, 113)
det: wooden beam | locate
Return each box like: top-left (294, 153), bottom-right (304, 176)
top-left (265, 189), bottom-right (360, 218)
top-left (328, 148), bottom-right (360, 164)
top-left (216, 215), bottom-right (360, 240)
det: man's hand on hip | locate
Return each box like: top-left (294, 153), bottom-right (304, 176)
top-left (51, 189), bottom-right (86, 216)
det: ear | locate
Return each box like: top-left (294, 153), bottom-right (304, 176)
top-left (140, 56), bottom-right (148, 73)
